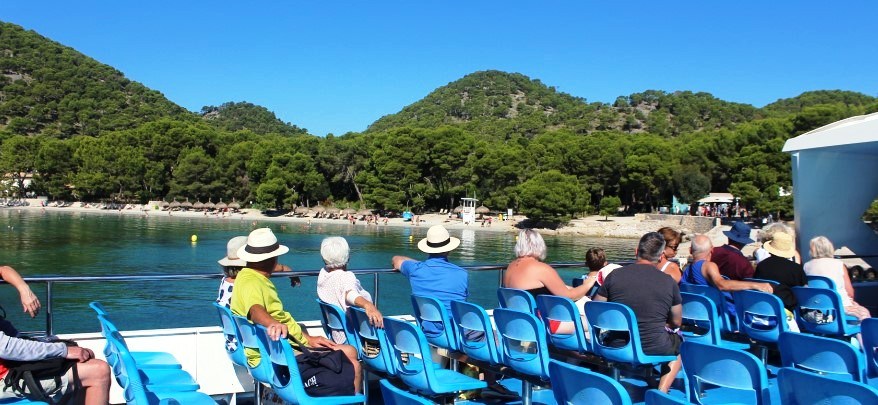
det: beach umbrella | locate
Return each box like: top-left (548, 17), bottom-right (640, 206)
top-left (181, 199), bottom-right (193, 209)
top-left (453, 206), bottom-right (463, 213)
top-left (295, 206), bottom-right (310, 214)
top-left (476, 205), bottom-right (490, 214)
top-left (357, 208), bottom-right (373, 216)
top-left (326, 207), bottom-right (340, 214)
top-left (215, 200), bottom-right (227, 210)
top-left (228, 199), bottom-right (241, 210)
top-left (169, 200), bottom-right (180, 209)
top-left (341, 208), bottom-right (356, 215)
top-left (313, 205), bottom-right (326, 213)
top-left (204, 200), bottom-right (215, 209)
top-left (160, 200), bottom-right (170, 208)
top-left (193, 201), bottom-right (204, 210)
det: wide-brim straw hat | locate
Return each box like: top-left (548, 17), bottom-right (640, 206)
top-left (237, 228), bottom-right (289, 262)
top-left (723, 221), bottom-right (755, 245)
top-left (764, 231), bottom-right (796, 258)
top-left (417, 225), bottom-right (461, 254)
top-left (218, 236), bottom-right (248, 267)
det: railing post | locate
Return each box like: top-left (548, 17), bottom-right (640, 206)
top-left (45, 281), bottom-right (53, 336)
top-left (373, 273), bottom-right (380, 307)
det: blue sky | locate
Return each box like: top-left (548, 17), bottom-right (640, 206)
top-left (2, 1), bottom-right (877, 136)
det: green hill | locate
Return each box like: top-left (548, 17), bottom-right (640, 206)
top-left (763, 90), bottom-right (876, 114)
top-left (200, 102), bottom-right (308, 136)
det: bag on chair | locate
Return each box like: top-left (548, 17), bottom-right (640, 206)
top-left (292, 343), bottom-right (355, 397)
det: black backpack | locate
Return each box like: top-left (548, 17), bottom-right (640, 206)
top-left (2, 340), bottom-right (80, 404)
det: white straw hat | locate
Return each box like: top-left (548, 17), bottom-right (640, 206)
top-left (417, 225), bottom-right (461, 254)
top-left (237, 228), bottom-right (289, 262)
top-left (218, 236), bottom-right (248, 267)
top-left (764, 231), bottom-right (796, 259)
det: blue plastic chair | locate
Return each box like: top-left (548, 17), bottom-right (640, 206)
top-left (410, 295), bottom-right (459, 352)
top-left (548, 360), bottom-right (632, 405)
top-left (679, 283), bottom-right (738, 333)
top-left (232, 315), bottom-right (277, 385)
top-left (644, 389), bottom-right (687, 404)
top-left (348, 306), bottom-right (398, 376)
top-left (778, 331), bottom-right (866, 382)
top-left (317, 299), bottom-right (360, 350)
top-left (449, 300), bottom-right (504, 365)
top-left (89, 301), bottom-right (182, 369)
top-left (680, 292), bottom-right (749, 350)
top-left (777, 367), bottom-right (878, 404)
top-left (680, 341), bottom-right (770, 405)
top-left (0, 398), bottom-right (49, 404)
top-left (732, 289), bottom-right (790, 363)
top-left (497, 287), bottom-right (537, 313)
top-left (858, 318), bottom-right (878, 383)
top-left (383, 317), bottom-right (486, 397)
top-left (378, 379), bottom-right (433, 405)
top-left (806, 275), bottom-right (837, 290)
top-left (791, 286), bottom-right (861, 338)
top-left (535, 294), bottom-right (591, 354)
top-left (256, 325), bottom-right (366, 404)
top-left (105, 330), bottom-right (213, 404)
top-left (493, 308), bottom-right (552, 405)
top-left (212, 302), bottom-right (247, 368)
top-left (584, 301), bottom-right (677, 380)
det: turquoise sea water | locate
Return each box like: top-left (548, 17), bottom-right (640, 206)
top-left (0, 209), bottom-right (637, 334)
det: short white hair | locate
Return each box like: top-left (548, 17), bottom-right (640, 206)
top-left (515, 229), bottom-right (547, 261)
top-left (320, 237), bottom-right (350, 270)
top-left (760, 222), bottom-right (794, 242)
top-left (690, 234), bottom-right (713, 257)
top-left (809, 236), bottom-right (835, 259)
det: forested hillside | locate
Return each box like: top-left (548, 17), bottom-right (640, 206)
top-left (1, 21), bottom-right (876, 222)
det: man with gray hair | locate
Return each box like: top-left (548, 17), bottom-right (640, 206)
top-left (683, 234), bottom-right (773, 319)
top-left (594, 232), bottom-right (682, 393)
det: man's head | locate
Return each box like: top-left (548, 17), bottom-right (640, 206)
top-left (238, 228), bottom-right (289, 271)
top-left (690, 234), bottom-right (713, 260)
top-left (635, 232), bottom-right (666, 264)
top-left (515, 229), bottom-right (547, 261)
top-left (321, 236), bottom-right (350, 271)
top-left (417, 225), bottom-right (460, 257)
top-left (585, 248), bottom-right (608, 271)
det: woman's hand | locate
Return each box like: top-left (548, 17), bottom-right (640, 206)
top-left (365, 306), bottom-right (384, 329)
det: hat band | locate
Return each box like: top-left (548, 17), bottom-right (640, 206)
top-left (245, 242), bottom-right (279, 254)
top-left (427, 238), bottom-right (450, 248)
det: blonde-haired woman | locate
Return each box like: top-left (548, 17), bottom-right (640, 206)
top-left (803, 236), bottom-right (871, 320)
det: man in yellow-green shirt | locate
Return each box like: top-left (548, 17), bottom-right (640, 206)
top-left (230, 228), bottom-right (362, 393)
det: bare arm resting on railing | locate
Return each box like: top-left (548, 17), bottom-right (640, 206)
top-left (0, 265), bottom-right (41, 317)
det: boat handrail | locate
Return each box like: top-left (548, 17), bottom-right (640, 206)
top-left (4, 262), bottom-right (597, 335)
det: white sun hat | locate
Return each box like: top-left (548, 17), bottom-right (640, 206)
top-left (236, 228), bottom-right (290, 262)
top-left (417, 225), bottom-right (461, 254)
top-left (218, 236), bottom-right (248, 267)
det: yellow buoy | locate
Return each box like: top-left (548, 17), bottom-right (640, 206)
top-left (190, 234), bottom-right (198, 243)
top-left (409, 235), bottom-right (414, 241)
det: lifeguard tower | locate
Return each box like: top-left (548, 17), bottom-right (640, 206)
top-left (461, 197), bottom-right (478, 224)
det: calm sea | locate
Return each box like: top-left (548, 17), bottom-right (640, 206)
top-left (0, 209), bottom-right (637, 334)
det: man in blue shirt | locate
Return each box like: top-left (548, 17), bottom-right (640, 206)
top-left (392, 225), bottom-right (467, 335)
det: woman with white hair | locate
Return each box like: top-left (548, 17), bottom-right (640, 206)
top-left (804, 236), bottom-right (871, 320)
top-left (754, 222), bottom-right (802, 264)
top-left (316, 236), bottom-right (383, 344)
top-left (503, 229), bottom-right (591, 333)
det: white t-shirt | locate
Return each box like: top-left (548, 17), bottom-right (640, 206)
top-left (803, 257), bottom-right (851, 306)
top-left (316, 268), bottom-right (373, 343)
top-left (596, 263), bottom-right (622, 285)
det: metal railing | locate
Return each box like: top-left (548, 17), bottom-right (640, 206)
top-left (12, 262), bottom-right (592, 335)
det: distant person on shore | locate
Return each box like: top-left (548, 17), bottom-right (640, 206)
top-left (682, 235), bottom-right (773, 320)
top-left (804, 236), bottom-right (871, 320)
top-left (504, 229), bottom-right (592, 312)
top-left (585, 247), bottom-right (621, 288)
top-left (713, 221), bottom-right (756, 280)
top-left (231, 228), bottom-right (361, 394)
top-left (316, 236), bottom-right (383, 344)
top-left (593, 232), bottom-right (682, 393)
top-left (753, 222), bottom-right (802, 264)
top-left (657, 227), bottom-right (683, 283)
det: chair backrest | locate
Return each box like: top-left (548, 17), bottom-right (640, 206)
top-left (316, 299), bottom-right (359, 350)
top-left (862, 318), bottom-right (878, 379)
top-left (791, 286), bottom-right (861, 337)
top-left (383, 317), bottom-right (443, 394)
top-left (778, 331), bottom-right (866, 382)
top-left (256, 325), bottom-right (308, 404)
top-left (493, 308), bottom-right (551, 380)
top-left (535, 295), bottom-right (590, 354)
top-left (777, 367), bottom-right (878, 404)
top-left (449, 300), bottom-right (503, 365)
top-left (89, 301), bottom-right (109, 316)
top-left (680, 341), bottom-right (770, 405)
top-left (548, 360), bottom-right (632, 405)
top-left (378, 379), bottom-right (432, 405)
top-left (348, 306), bottom-right (397, 376)
top-left (680, 292), bottom-right (725, 346)
top-left (497, 287), bottom-right (537, 313)
top-left (807, 275), bottom-right (837, 290)
top-left (212, 302), bottom-right (247, 368)
top-left (679, 283), bottom-right (737, 333)
top-left (410, 295), bottom-right (458, 351)
top-left (105, 330), bottom-right (150, 404)
top-left (584, 301), bottom-right (677, 366)
top-left (732, 289), bottom-right (788, 343)
top-left (231, 315), bottom-right (275, 384)
top-left (644, 389), bottom-right (687, 404)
